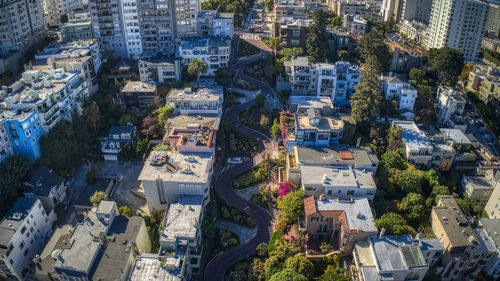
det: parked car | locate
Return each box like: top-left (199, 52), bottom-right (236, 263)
top-left (227, 157), bottom-right (243, 164)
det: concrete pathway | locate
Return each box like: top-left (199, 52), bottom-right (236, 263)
top-left (216, 220), bottom-right (257, 244)
top-left (234, 185), bottom-right (260, 201)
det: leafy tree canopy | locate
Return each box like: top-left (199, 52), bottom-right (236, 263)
top-left (401, 193), bottom-right (426, 221)
top-left (90, 191), bottom-right (109, 207)
top-left (375, 212), bottom-right (409, 236)
top-left (285, 256), bottom-right (314, 280)
top-left (428, 47), bottom-right (464, 86)
top-left (278, 190), bottom-right (305, 224)
top-left (0, 154), bottom-right (31, 196)
top-left (269, 268), bottom-right (308, 281)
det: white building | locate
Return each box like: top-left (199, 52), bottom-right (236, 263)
top-left (301, 166), bottom-right (377, 201)
top-left (139, 152), bottom-right (214, 212)
top-left (0, 122), bottom-right (14, 163)
top-left (343, 14), bottom-right (367, 35)
top-left (436, 87), bottom-right (466, 125)
top-left (480, 218), bottom-right (500, 279)
top-left (23, 166), bottom-right (67, 211)
top-left (44, 0), bottom-right (83, 27)
top-left (392, 120), bottom-right (433, 168)
top-left (424, 0), bottom-right (489, 61)
top-left (485, 170), bottom-right (500, 219)
top-left (166, 86), bottom-right (224, 116)
top-left (380, 73), bottom-right (418, 114)
top-left (129, 253), bottom-right (185, 281)
top-left (0, 198), bottom-right (55, 280)
top-left (198, 10), bottom-right (234, 38)
top-left (177, 37), bottom-right (231, 76)
top-left (353, 234), bottom-right (444, 281)
top-left (139, 58), bottom-right (183, 83)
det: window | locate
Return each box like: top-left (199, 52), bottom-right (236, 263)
top-left (24, 249), bottom-right (29, 256)
top-left (347, 190), bottom-right (354, 195)
top-left (20, 242), bottom-right (25, 249)
top-left (311, 217), bottom-right (319, 222)
top-left (21, 226), bottom-right (26, 234)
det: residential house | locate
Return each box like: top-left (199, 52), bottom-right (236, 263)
top-left (430, 196), bottom-right (496, 281)
top-left (163, 115), bottom-right (219, 154)
top-left (385, 34), bottom-right (426, 73)
top-left (436, 87), bottom-right (466, 126)
top-left (37, 201), bottom-right (151, 281)
top-left (166, 86), bottom-right (224, 116)
top-left (139, 57), bottom-right (183, 83)
top-left (479, 218), bottom-right (500, 279)
top-left (0, 198), bottom-right (55, 280)
top-left (129, 253), bottom-right (185, 281)
top-left (108, 59), bottom-right (139, 88)
top-left (392, 120), bottom-right (433, 168)
top-left (430, 128), bottom-right (477, 172)
top-left (343, 14), bottom-right (367, 35)
top-left (159, 195), bottom-right (204, 279)
top-left (1, 109), bottom-right (45, 161)
top-left (301, 197), bottom-right (378, 256)
top-left (117, 81), bottom-right (159, 110)
top-left (380, 73), bottom-right (418, 119)
top-left (177, 37), bottom-right (231, 76)
top-left (197, 11), bottom-right (234, 38)
top-left (100, 124), bottom-right (137, 161)
top-left (353, 234), bottom-right (444, 281)
top-left (327, 27), bottom-right (354, 55)
top-left (272, 18), bottom-right (310, 48)
top-left (485, 170), bottom-right (500, 219)
top-left (462, 169), bottom-right (498, 201)
top-left (0, 122), bottom-right (14, 162)
top-left (23, 166), bottom-right (66, 211)
top-left (139, 151), bottom-right (213, 212)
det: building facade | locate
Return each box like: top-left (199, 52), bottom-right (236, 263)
top-left (117, 81), bottom-right (159, 110)
top-left (393, 120), bottom-right (433, 168)
top-left (177, 37), bottom-right (231, 76)
top-left (436, 87), bottom-right (466, 125)
top-left (139, 57), bottom-right (183, 83)
top-left (2, 109), bottom-right (44, 161)
top-left (380, 73), bottom-right (418, 112)
top-left (44, 0), bottom-right (83, 27)
top-left (100, 124), bottom-right (137, 161)
top-left (166, 86), bottom-right (224, 116)
top-left (0, 121), bottom-right (14, 162)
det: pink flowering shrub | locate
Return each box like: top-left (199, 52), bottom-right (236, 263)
top-left (279, 181), bottom-right (298, 198)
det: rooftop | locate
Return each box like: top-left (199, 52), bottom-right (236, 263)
top-left (138, 152), bottom-right (213, 183)
top-left (166, 86), bottom-right (223, 102)
top-left (24, 166), bottom-right (64, 196)
top-left (295, 145), bottom-right (378, 168)
top-left (129, 254), bottom-right (183, 281)
top-left (179, 37), bottom-right (230, 50)
top-left (472, 227), bottom-right (496, 254)
top-left (288, 96), bottom-right (333, 113)
top-left (304, 197), bottom-right (377, 232)
top-left (34, 225), bottom-right (73, 277)
top-left (438, 87), bottom-right (466, 102)
top-left (463, 175), bottom-right (494, 190)
top-left (384, 33), bottom-right (427, 56)
top-left (479, 218), bottom-right (500, 247)
top-left (0, 197), bottom-right (36, 247)
top-left (439, 128), bottom-right (473, 145)
top-left (393, 120), bottom-right (432, 151)
top-left (109, 124), bottom-right (135, 136)
top-left (370, 235), bottom-right (428, 272)
top-left (296, 114), bottom-right (344, 131)
top-left (121, 81), bottom-right (156, 93)
top-left (164, 115), bottom-right (220, 132)
top-left (300, 166), bottom-right (376, 190)
top-left (161, 195), bottom-right (203, 243)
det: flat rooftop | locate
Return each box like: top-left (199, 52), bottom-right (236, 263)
top-left (0, 197), bottom-right (36, 248)
top-left (300, 166), bottom-right (376, 190)
top-left (463, 175), bottom-right (494, 190)
top-left (439, 128), bottom-right (473, 145)
top-left (479, 218), bottom-right (500, 247)
top-left (138, 152), bottom-right (213, 183)
top-left (121, 81), bottom-right (156, 93)
top-left (35, 225), bottom-right (73, 277)
top-left (164, 115), bottom-right (220, 132)
top-left (166, 86), bottom-right (223, 102)
top-left (370, 235), bottom-right (428, 272)
top-left (161, 195), bottom-right (203, 243)
top-left (295, 145), bottom-right (378, 167)
top-left (296, 114), bottom-right (344, 131)
top-left (393, 120), bottom-right (432, 151)
top-left (288, 96), bottom-right (333, 112)
top-left (129, 254), bottom-right (183, 281)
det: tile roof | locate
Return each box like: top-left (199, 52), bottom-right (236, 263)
top-left (304, 196), bottom-right (316, 216)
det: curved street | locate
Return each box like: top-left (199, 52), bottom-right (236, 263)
top-left (204, 47), bottom-right (277, 280)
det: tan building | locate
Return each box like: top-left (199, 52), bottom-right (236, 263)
top-left (468, 64), bottom-right (500, 114)
top-left (430, 196), bottom-right (496, 281)
top-left (485, 170), bottom-right (500, 219)
top-left (300, 196), bottom-right (377, 256)
top-left (117, 81), bottom-right (159, 110)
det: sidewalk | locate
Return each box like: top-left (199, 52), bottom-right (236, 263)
top-left (216, 220), bottom-right (257, 244)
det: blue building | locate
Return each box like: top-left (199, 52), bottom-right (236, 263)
top-left (2, 109), bottom-right (44, 161)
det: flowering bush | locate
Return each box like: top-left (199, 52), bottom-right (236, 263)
top-left (279, 182), bottom-right (298, 199)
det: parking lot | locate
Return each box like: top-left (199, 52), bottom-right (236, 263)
top-left (99, 161), bottom-right (149, 215)
top-left (465, 111), bottom-right (500, 156)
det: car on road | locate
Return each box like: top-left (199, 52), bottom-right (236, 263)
top-left (479, 127), bottom-right (487, 133)
top-left (227, 157), bottom-right (243, 164)
top-left (468, 112), bottom-right (479, 118)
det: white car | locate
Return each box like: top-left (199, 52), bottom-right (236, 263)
top-left (227, 157), bottom-right (243, 164)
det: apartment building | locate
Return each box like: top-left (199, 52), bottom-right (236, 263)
top-left (424, 0), bottom-right (489, 61)
top-left (485, 2), bottom-right (500, 38)
top-left (88, 0), bottom-right (127, 57)
top-left (485, 170), bottom-right (500, 219)
top-left (327, 27), bottom-right (354, 55)
top-left (436, 87), bottom-right (466, 125)
top-left (60, 19), bottom-right (93, 42)
top-left (159, 195), bottom-right (204, 279)
top-left (283, 57), bottom-right (361, 105)
top-left (139, 57), bottom-right (183, 83)
top-left (0, 0), bottom-right (46, 56)
top-left (117, 81), bottom-right (159, 110)
top-left (44, 0), bottom-right (83, 27)
top-left (467, 65), bottom-right (500, 114)
top-left (332, 0), bottom-right (381, 23)
top-left (0, 198), bottom-right (55, 280)
top-left (0, 121), bottom-right (14, 162)
top-left (34, 201), bottom-right (151, 281)
top-left (23, 166), bottom-right (67, 211)
top-left (380, 73), bottom-right (418, 113)
top-left (173, 0), bottom-right (201, 38)
top-left (430, 196), bottom-right (496, 281)
top-left (463, 174), bottom-right (496, 201)
top-left (177, 37), bottom-right (231, 76)
top-left (353, 234), bottom-right (443, 281)
top-left (139, 151), bottom-right (213, 212)
top-left (163, 116), bottom-right (218, 154)
top-left (400, 20), bottom-right (427, 44)
top-left (392, 120), bottom-right (433, 168)
top-left (301, 197), bottom-right (377, 255)
top-left (1, 109), bottom-right (44, 161)
top-left (431, 128), bottom-right (477, 172)
top-left (166, 85), bottom-right (224, 116)
top-left (100, 124), bottom-right (137, 161)
top-left (272, 18), bottom-right (310, 49)
top-left (197, 10), bottom-right (234, 38)
top-left (343, 14), bottom-right (367, 35)
top-left (380, 0), bottom-right (432, 23)
top-left (480, 218), bottom-right (500, 279)
top-left (385, 33), bottom-right (426, 73)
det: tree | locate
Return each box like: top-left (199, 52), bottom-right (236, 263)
top-left (390, 168), bottom-right (423, 194)
top-left (119, 114), bottom-right (137, 126)
top-left (271, 120), bottom-right (281, 139)
top-left (119, 142), bottom-right (135, 160)
top-left (381, 151), bottom-right (406, 170)
top-left (306, 10), bottom-right (330, 62)
top-left (119, 206), bottom-right (133, 216)
top-left (337, 49), bottom-right (348, 61)
top-left (60, 14), bottom-right (68, 24)
top-left (459, 62), bottom-right (474, 82)
top-left (255, 93), bottom-right (266, 106)
top-left (278, 190), bottom-right (305, 224)
top-left (260, 114), bottom-right (270, 127)
top-left (319, 265), bottom-right (350, 281)
top-left (152, 106), bottom-right (174, 125)
top-left (90, 191), bottom-right (109, 207)
top-left (428, 47), bottom-right (464, 85)
top-left (330, 16), bottom-right (343, 27)
top-left (279, 48), bottom-right (303, 61)
top-left (41, 120), bottom-right (83, 173)
top-left (252, 258), bottom-right (266, 281)
top-left (285, 256), bottom-right (314, 280)
top-left (72, 111), bottom-right (90, 151)
top-left (383, 16), bottom-right (396, 33)
top-left (187, 58), bottom-right (209, 89)
top-left (136, 137), bottom-right (149, 157)
top-left (387, 125), bottom-right (402, 141)
top-left (86, 168), bottom-right (97, 184)
top-left (265, 0), bottom-right (274, 12)
top-left (401, 193), bottom-right (426, 221)
top-left (256, 242), bottom-right (269, 258)
top-left (375, 212), bottom-right (409, 236)
top-left (141, 114), bottom-right (162, 138)
top-left (409, 68), bottom-right (426, 85)
top-left (269, 268), bottom-right (307, 281)
top-left (270, 37), bottom-right (279, 55)
top-left (83, 101), bottom-right (101, 132)
top-left (357, 32), bottom-right (391, 71)
top-left (0, 155), bottom-right (31, 196)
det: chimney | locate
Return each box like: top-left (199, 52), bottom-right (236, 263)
top-left (356, 137), bottom-right (361, 147)
top-left (379, 228), bottom-right (385, 239)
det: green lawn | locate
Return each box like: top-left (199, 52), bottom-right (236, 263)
top-left (232, 163), bottom-right (267, 189)
top-left (250, 192), bottom-right (270, 210)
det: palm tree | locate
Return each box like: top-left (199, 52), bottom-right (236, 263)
top-left (270, 37), bottom-right (279, 56)
top-left (187, 58), bottom-right (209, 89)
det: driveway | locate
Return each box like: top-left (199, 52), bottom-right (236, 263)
top-left (216, 220), bottom-right (257, 244)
